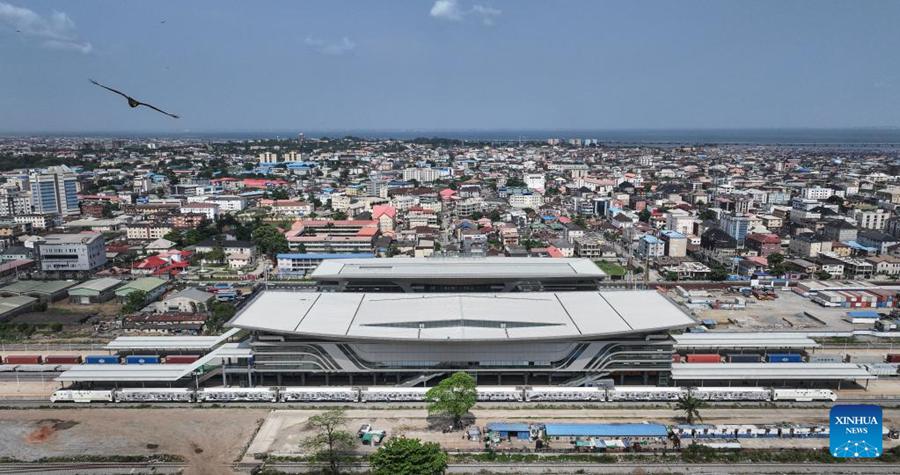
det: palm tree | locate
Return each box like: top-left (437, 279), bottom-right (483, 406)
top-left (675, 394), bottom-right (706, 425)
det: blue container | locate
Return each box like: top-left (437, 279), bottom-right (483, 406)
top-left (84, 355), bottom-right (120, 365)
top-left (767, 353), bottom-right (802, 363)
top-left (125, 355), bottom-right (160, 365)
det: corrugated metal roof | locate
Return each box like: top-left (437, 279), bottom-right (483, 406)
top-left (672, 332), bottom-right (820, 349)
top-left (115, 277), bottom-right (167, 295)
top-left (486, 423), bottom-right (531, 432)
top-left (1, 280), bottom-right (76, 295)
top-left (544, 423), bottom-right (668, 437)
top-left (68, 277), bottom-right (123, 294)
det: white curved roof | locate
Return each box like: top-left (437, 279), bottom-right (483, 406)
top-left (228, 290), bottom-right (694, 341)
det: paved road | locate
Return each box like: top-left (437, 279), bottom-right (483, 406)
top-left (260, 461), bottom-right (900, 474)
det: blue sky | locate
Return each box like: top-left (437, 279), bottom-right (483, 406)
top-left (1, 0), bottom-right (898, 133)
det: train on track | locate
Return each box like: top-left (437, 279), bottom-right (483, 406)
top-left (49, 385), bottom-right (837, 403)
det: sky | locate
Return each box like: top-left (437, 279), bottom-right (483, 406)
top-left (1, 0), bottom-right (899, 133)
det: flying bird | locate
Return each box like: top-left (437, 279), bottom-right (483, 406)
top-left (89, 79), bottom-right (180, 119)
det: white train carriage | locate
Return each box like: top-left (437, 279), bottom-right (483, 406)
top-left (689, 387), bottom-right (771, 401)
top-left (361, 387), bottom-right (429, 402)
top-left (280, 386), bottom-right (359, 403)
top-left (525, 386), bottom-right (606, 402)
top-left (476, 386), bottom-right (523, 402)
top-left (50, 390), bottom-right (115, 403)
top-left (609, 386), bottom-right (686, 401)
top-left (197, 387), bottom-right (278, 402)
top-left (115, 388), bottom-right (194, 403)
top-left (772, 389), bottom-right (836, 402)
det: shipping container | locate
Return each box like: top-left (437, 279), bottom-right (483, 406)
top-left (686, 354), bottom-right (722, 364)
top-left (672, 354), bottom-right (682, 363)
top-left (809, 354), bottom-right (843, 363)
top-left (125, 355), bottom-right (161, 365)
top-left (164, 355), bottom-right (200, 364)
top-left (44, 355), bottom-right (82, 364)
top-left (887, 354), bottom-right (900, 363)
top-left (4, 355), bottom-right (42, 364)
top-left (847, 354), bottom-right (885, 364)
top-left (84, 355), bottom-right (119, 365)
top-left (727, 354), bottom-right (761, 363)
top-left (767, 353), bottom-right (803, 363)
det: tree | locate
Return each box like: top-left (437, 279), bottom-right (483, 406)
top-left (698, 209), bottom-right (717, 221)
top-left (302, 409), bottom-right (356, 474)
top-left (638, 209), bottom-right (651, 223)
top-left (122, 290), bottom-right (148, 313)
top-left (251, 224), bottom-right (289, 258)
top-left (766, 253), bottom-right (785, 268)
top-left (425, 372), bottom-right (477, 429)
top-left (206, 301), bottom-right (236, 334)
top-left (675, 394), bottom-right (706, 425)
top-left (815, 270), bottom-right (832, 280)
top-left (369, 437), bottom-right (448, 475)
top-left (332, 210), bottom-right (348, 220)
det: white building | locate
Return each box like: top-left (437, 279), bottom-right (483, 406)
top-left (665, 209), bottom-right (696, 235)
top-left (179, 202), bottom-right (219, 221)
top-left (402, 168), bottom-right (442, 183)
top-left (36, 233), bottom-right (107, 273)
top-left (508, 192), bottom-right (543, 209)
top-left (524, 173), bottom-right (546, 190)
top-left (853, 209), bottom-right (889, 230)
top-left (258, 152), bottom-right (279, 164)
top-left (801, 186), bottom-right (834, 200)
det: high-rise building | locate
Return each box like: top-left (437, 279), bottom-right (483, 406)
top-left (258, 152), bottom-right (279, 164)
top-left (719, 213), bottom-right (751, 246)
top-left (29, 166), bottom-right (79, 216)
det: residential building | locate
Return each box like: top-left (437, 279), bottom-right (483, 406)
top-left (35, 233), bottom-right (106, 274)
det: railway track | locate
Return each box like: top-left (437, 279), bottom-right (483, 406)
top-left (0, 462), bottom-right (186, 474)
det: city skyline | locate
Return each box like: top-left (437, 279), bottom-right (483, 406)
top-left (2, 0), bottom-right (899, 133)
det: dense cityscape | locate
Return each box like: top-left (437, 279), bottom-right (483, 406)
top-left (4, 0), bottom-right (900, 473)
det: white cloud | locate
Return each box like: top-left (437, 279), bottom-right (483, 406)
top-left (430, 0), bottom-right (463, 21)
top-left (305, 36), bottom-right (356, 56)
top-left (430, 1), bottom-right (500, 26)
top-left (0, 2), bottom-right (92, 53)
top-left (472, 5), bottom-right (501, 26)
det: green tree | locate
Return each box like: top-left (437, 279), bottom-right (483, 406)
top-left (766, 253), bottom-right (785, 268)
top-left (163, 230), bottom-right (184, 247)
top-left (638, 208), bottom-right (651, 222)
top-left (370, 437), bottom-right (448, 475)
top-left (206, 301), bottom-right (236, 334)
top-left (122, 290), bottom-right (148, 313)
top-left (815, 270), bottom-right (833, 280)
top-left (302, 409), bottom-right (356, 474)
top-left (425, 372), bottom-right (477, 429)
top-left (675, 394), bottom-right (706, 425)
top-left (699, 209), bottom-right (717, 221)
top-left (251, 224), bottom-right (289, 258)
top-left (332, 210), bottom-right (348, 220)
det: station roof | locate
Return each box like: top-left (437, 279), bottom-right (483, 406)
top-left (544, 423), bottom-right (668, 438)
top-left (309, 257), bottom-right (606, 281)
top-left (672, 332), bottom-right (820, 350)
top-left (228, 290), bottom-right (694, 341)
top-left (57, 341), bottom-right (250, 382)
top-left (670, 363), bottom-right (874, 381)
top-left (105, 328), bottom-right (240, 351)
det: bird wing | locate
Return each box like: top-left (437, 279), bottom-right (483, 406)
top-left (137, 101), bottom-right (180, 119)
top-left (89, 79), bottom-right (132, 100)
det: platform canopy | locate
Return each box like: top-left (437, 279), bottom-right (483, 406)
top-left (672, 332), bottom-right (820, 350)
top-left (670, 363), bottom-right (874, 381)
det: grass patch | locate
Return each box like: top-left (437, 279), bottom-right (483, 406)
top-left (595, 261), bottom-right (627, 278)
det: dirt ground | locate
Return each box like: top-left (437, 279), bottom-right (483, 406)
top-left (0, 408), bottom-right (267, 475)
top-left (244, 407), bottom-right (900, 461)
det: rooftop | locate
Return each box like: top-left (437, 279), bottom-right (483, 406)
top-left (672, 332), bottom-right (819, 350)
top-left (670, 363), bottom-right (874, 381)
top-left (228, 290), bottom-right (695, 341)
top-left (309, 257), bottom-right (606, 281)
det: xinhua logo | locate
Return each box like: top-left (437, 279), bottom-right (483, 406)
top-left (830, 404), bottom-right (882, 458)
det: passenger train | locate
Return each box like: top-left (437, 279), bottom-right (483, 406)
top-left (49, 385), bottom-right (837, 403)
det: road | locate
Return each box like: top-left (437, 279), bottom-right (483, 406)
top-left (259, 462), bottom-right (900, 474)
